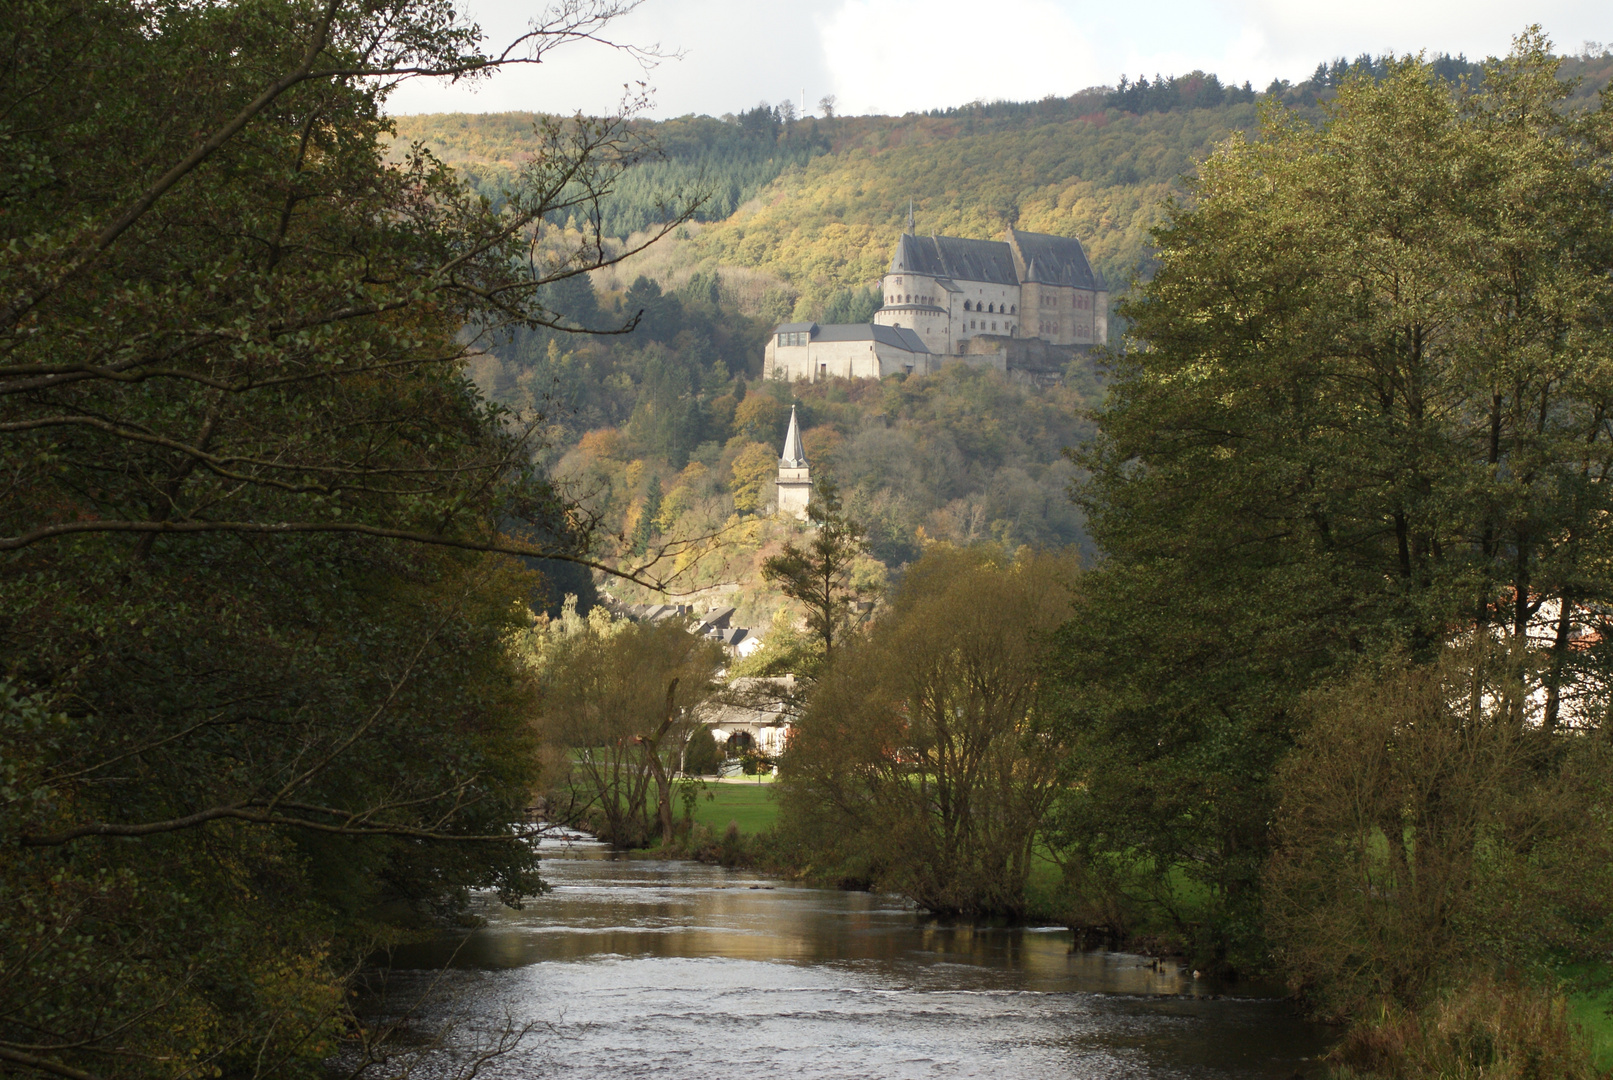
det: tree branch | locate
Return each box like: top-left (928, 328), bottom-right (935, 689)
top-left (0, 1046), bottom-right (106, 1080)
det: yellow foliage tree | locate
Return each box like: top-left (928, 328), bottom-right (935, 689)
top-left (728, 442), bottom-right (777, 514)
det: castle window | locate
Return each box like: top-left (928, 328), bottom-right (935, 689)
top-left (963, 300), bottom-right (971, 311)
top-left (1010, 305), bottom-right (1016, 313)
top-left (991, 322), bottom-right (997, 331)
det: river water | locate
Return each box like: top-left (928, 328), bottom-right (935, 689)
top-left (371, 834), bottom-right (1335, 1079)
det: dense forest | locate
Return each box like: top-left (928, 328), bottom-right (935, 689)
top-left (469, 268), bottom-right (1098, 625)
top-left (440, 44), bottom-right (1613, 620)
top-left (396, 50), bottom-right (1613, 321)
top-left (8, 8), bottom-right (1613, 1080)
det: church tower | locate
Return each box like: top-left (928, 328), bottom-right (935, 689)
top-left (776, 406), bottom-right (812, 521)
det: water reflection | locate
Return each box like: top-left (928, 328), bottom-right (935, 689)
top-left (376, 836), bottom-right (1334, 1078)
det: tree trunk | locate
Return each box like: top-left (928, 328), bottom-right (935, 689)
top-left (638, 679), bottom-right (681, 848)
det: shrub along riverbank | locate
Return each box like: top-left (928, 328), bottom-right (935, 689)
top-left (663, 800), bottom-right (1613, 1072)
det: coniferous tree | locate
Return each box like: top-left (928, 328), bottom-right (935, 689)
top-left (761, 479), bottom-right (869, 663)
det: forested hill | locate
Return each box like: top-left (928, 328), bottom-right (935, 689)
top-left (394, 51), bottom-right (1613, 320)
top-left (419, 48), bottom-right (1613, 612)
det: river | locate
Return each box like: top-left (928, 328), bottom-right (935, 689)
top-left (367, 834), bottom-right (1335, 1079)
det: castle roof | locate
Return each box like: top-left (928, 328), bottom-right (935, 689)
top-left (780, 406), bottom-right (807, 468)
top-left (1008, 229), bottom-right (1107, 291)
top-left (885, 229), bottom-right (1107, 293)
top-left (772, 322), bottom-right (930, 353)
top-left (889, 233), bottom-right (1019, 287)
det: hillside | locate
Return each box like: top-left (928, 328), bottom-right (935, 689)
top-left (465, 278), bottom-right (1101, 622)
top-left (421, 48), bottom-right (1613, 617)
top-left (394, 51), bottom-right (1613, 324)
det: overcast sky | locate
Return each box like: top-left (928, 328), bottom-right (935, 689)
top-left (385, 0), bottom-right (1612, 118)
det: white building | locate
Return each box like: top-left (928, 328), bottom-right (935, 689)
top-left (698, 675), bottom-right (797, 760)
top-left (763, 322), bottom-right (931, 383)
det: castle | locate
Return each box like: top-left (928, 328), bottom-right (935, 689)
top-left (763, 225), bottom-right (1107, 383)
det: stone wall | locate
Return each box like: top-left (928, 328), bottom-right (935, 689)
top-left (961, 335), bottom-right (1095, 386)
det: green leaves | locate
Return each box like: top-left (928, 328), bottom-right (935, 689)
top-left (0, 0), bottom-right (671, 1074)
top-left (1055, 36), bottom-right (1613, 964)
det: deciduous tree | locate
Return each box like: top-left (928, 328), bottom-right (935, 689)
top-left (780, 545), bottom-right (1076, 917)
top-left (1053, 33), bottom-right (1613, 963)
top-left (537, 619), bottom-right (722, 848)
top-left (0, 0), bottom-right (699, 1075)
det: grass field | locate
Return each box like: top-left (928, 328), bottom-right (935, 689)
top-left (1569, 983), bottom-right (1613, 1070)
top-left (688, 777), bottom-right (780, 836)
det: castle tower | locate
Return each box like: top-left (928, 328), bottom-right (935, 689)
top-left (776, 406), bottom-right (812, 521)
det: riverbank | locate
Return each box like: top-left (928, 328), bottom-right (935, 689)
top-left (664, 779), bottom-right (1613, 1072)
top-left (380, 834), bottom-right (1340, 1079)
top-left (673, 776), bottom-right (1067, 927)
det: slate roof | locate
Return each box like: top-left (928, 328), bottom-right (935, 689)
top-left (885, 229), bottom-right (1107, 292)
top-left (1008, 229), bottom-right (1107, 291)
top-left (889, 233), bottom-right (1019, 286)
top-left (773, 322), bottom-right (930, 353)
top-left (780, 406), bottom-right (807, 468)
top-left (818, 323), bottom-right (929, 352)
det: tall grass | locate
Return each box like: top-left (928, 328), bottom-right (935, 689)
top-left (1329, 978), bottom-right (1606, 1080)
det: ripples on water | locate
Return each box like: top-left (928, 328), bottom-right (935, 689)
top-left (365, 834), bottom-right (1334, 1079)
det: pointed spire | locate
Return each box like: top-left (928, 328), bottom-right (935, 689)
top-left (906, 199), bottom-right (915, 235)
top-left (779, 405), bottom-right (807, 468)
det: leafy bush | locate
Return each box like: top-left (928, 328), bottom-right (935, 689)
top-left (683, 724), bottom-right (724, 775)
top-left (1265, 650), bottom-right (1613, 1019)
top-left (1329, 978), bottom-right (1604, 1080)
top-left (779, 544), bottom-right (1077, 916)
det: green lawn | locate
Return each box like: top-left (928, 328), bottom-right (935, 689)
top-left (688, 778), bottom-right (780, 836)
top-left (1569, 984), bottom-right (1613, 1070)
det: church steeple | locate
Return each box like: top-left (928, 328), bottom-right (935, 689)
top-left (776, 405), bottom-right (812, 520)
top-left (905, 199), bottom-right (915, 234)
top-left (780, 405), bottom-right (807, 467)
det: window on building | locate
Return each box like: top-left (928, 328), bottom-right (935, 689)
top-left (1010, 305), bottom-right (1016, 313)
top-left (991, 322), bottom-right (997, 331)
top-left (963, 300), bottom-right (971, 311)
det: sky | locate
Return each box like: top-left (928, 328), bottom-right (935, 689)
top-left (384, 0), bottom-right (1612, 118)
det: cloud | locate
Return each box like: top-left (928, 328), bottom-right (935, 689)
top-left (820, 0), bottom-right (1101, 114)
top-left (1221, 0), bottom-right (1610, 83)
top-left (380, 0), bottom-right (1612, 117)
top-left (387, 0), bottom-right (839, 117)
